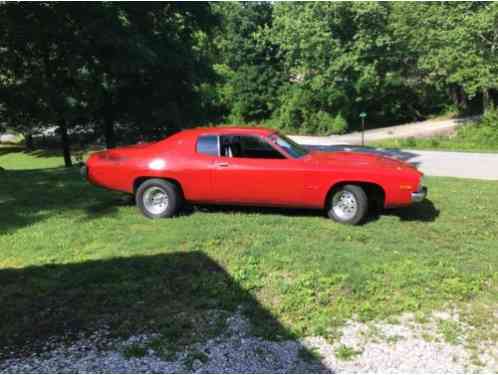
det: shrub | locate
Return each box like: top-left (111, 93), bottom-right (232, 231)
top-left (314, 111), bottom-right (348, 135)
top-left (403, 137), bottom-right (417, 148)
top-left (273, 86), bottom-right (313, 133)
top-left (457, 108), bottom-right (498, 146)
top-left (480, 107), bottom-right (498, 128)
top-left (332, 113), bottom-right (348, 134)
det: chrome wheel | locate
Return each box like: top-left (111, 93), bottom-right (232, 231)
top-left (143, 186), bottom-right (169, 215)
top-left (332, 190), bottom-right (358, 221)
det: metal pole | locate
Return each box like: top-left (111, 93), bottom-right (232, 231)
top-left (361, 117), bottom-right (365, 146)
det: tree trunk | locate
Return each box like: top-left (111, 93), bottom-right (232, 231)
top-left (483, 88), bottom-right (491, 113)
top-left (25, 132), bottom-right (34, 150)
top-left (458, 86), bottom-right (468, 113)
top-left (490, 89), bottom-right (498, 109)
top-left (104, 112), bottom-right (116, 149)
top-left (59, 120), bottom-right (72, 167)
top-left (449, 85), bottom-right (468, 114)
top-left (449, 85), bottom-right (459, 109)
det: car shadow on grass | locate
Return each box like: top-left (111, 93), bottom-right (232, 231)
top-left (384, 199), bottom-right (440, 222)
top-left (0, 251), bottom-right (330, 372)
top-left (364, 199), bottom-right (440, 224)
top-left (185, 204), bottom-right (321, 218)
top-left (185, 199), bottom-right (440, 224)
top-left (83, 194), bottom-right (134, 219)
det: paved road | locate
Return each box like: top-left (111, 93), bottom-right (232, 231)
top-left (300, 144), bottom-right (498, 180)
top-left (289, 116), bottom-right (498, 180)
top-left (291, 117), bottom-right (479, 146)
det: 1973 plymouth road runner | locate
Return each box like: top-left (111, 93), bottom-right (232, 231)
top-left (82, 127), bottom-right (427, 225)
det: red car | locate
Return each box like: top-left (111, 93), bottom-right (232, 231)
top-left (82, 127), bottom-right (427, 225)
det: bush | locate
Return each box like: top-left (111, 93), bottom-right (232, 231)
top-left (270, 86), bottom-right (349, 135)
top-left (314, 112), bottom-right (348, 135)
top-left (272, 86), bottom-right (312, 133)
top-left (457, 108), bottom-right (498, 146)
top-left (480, 107), bottom-right (498, 128)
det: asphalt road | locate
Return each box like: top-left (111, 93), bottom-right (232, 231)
top-left (302, 145), bottom-right (498, 181)
top-left (289, 116), bottom-right (498, 181)
top-left (402, 149), bottom-right (498, 180)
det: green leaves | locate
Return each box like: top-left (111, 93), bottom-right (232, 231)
top-left (0, 3), bottom-right (219, 152)
top-left (1, 2), bottom-right (496, 142)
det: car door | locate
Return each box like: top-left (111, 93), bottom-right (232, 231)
top-left (210, 134), bottom-right (307, 206)
top-left (180, 134), bottom-right (220, 203)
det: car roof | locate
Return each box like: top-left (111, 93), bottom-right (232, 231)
top-left (181, 126), bottom-right (277, 137)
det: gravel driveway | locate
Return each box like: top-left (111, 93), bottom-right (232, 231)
top-left (290, 117), bottom-right (478, 146)
top-left (1, 310), bottom-right (496, 373)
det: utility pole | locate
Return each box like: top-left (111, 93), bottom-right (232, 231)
top-left (359, 112), bottom-right (367, 146)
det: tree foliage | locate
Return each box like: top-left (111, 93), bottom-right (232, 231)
top-left (212, 2), bottom-right (285, 123)
top-left (1, 1), bottom-right (497, 163)
top-left (213, 2), bottom-right (497, 134)
top-left (0, 2), bottom-right (217, 165)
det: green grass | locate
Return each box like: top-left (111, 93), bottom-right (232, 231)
top-left (335, 344), bottom-right (362, 361)
top-left (298, 346), bottom-right (322, 363)
top-left (123, 344), bottom-right (148, 359)
top-left (1, 150), bottom-right (498, 358)
top-left (437, 319), bottom-right (464, 345)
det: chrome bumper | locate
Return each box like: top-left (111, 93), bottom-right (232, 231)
top-left (411, 186), bottom-right (427, 203)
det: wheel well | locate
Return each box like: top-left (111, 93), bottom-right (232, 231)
top-left (133, 177), bottom-right (184, 198)
top-left (325, 181), bottom-right (385, 210)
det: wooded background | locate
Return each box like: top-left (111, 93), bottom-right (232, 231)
top-left (1, 2), bottom-right (497, 165)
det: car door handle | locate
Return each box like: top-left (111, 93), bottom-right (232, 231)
top-left (214, 162), bottom-right (230, 167)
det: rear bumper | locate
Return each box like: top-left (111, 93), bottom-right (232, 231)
top-left (411, 186), bottom-right (427, 203)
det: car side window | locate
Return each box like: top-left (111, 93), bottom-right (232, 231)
top-left (220, 135), bottom-right (285, 159)
top-left (196, 135), bottom-right (219, 156)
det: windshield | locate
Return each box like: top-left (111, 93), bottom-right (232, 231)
top-left (269, 133), bottom-right (310, 158)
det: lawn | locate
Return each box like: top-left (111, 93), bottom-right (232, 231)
top-left (1, 149), bottom-right (497, 359)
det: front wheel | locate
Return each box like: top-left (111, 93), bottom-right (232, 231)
top-left (136, 179), bottom-right (182, 219)
top-left (327, 184), bottom-right (368, 225)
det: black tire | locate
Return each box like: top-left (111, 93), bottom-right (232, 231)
top-left (135, 179), bottom-right (182, 219)
top-left (327, 184), bottom-right (368, 225)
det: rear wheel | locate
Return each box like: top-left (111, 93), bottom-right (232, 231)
top-left (327, 184), bottom-right (368, 225)
top-left (136, 179), bottom-right (182, 219)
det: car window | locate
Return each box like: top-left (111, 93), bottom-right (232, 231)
top-left (269, 133), bottom-right (310, 158)
top-left (220, 135), bottom-right (285, 159)
top-left (196, 135), bottom-right (219, 156)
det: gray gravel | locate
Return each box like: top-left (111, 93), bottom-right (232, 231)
top-left (1, 310), bottom-right (496, 373)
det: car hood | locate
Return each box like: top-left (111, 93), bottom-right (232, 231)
top-left (307, 150), bottom-right (417, 172)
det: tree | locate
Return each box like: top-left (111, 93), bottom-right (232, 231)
top-left (267, 2), bottom-right (403, 132)
top-left (213, 2), bottom-right (285, 123)
top-left (1, 3), bottom-right (96, 166)
top-left (75, 3), bottom-right (218, 145)
top-left (392, 2), bottom-right (497, 114)
top-left (453, 3), bottom-right (498, 111)
top-left (0, 2), bottom-right (218, 166)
